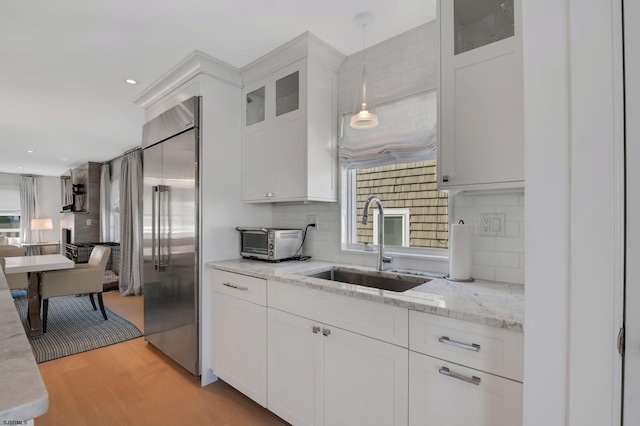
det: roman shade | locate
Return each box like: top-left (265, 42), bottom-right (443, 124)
top-left (340, 90), bottom-right (437, 170)
top-left (0, 185), bottom-right (20, 215)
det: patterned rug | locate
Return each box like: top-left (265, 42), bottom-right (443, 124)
top-left (13, 293), bottom-right (143, 363)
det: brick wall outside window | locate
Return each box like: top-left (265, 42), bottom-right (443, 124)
top-left (356, 160), bottom-right (448, 249)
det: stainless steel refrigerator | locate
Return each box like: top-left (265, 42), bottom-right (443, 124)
top-left (142, 96), bottom-right (200, 376)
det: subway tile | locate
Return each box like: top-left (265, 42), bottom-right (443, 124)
top-left (470, 265), bottom-right (496, 281)
top-left (504, 221), bottom-right (521, 237)
top-left (472, 236), bottom-right (496, 251)
top-left (496, 206), bottom-right (524, 221)
top-left (473, 194), bottom-right (521, 207)
top-left (452, 194), bottom-right (474, 207)
top-left (495, 237), bottom-right (524, 253)
top-left (473, 251), bottom-right (520, 268)
top-left (389, 57), bottom-right (418, 77)
top-left (389, 30), bottom-right (418, 52)
top-left (496, 267), bottom-right (525, 285)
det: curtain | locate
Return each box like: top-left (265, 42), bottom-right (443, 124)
top-left (340, 91), bottom-right (438, 170)
top-left (19, 176), bottom-right (39, 244)
top-left (100, 164), bottom-right (111, 241)
top-left (119, 150), bottom-right (143, 296)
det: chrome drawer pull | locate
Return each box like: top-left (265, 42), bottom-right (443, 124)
top-left (223, 282), bottom-right (249, 291)
top-left (438, 336), bottom-right (481, 352)
top-left (312, 326), bottom-right (321, 334)
top-left (439, 367), bottom-right (481, 386)
top-left (322, 328), bottom-right (331, 337)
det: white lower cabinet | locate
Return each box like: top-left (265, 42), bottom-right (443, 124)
top-left (267, 307), bottom-right (408, 426)
top-left (212, 271), bottom-right (267, 407)
top-left (210, 269), bottom-right (524, 425)
top-left (409, 351), bottom-right (523, 426)
top-left (408, 310), bottom-right (524, 425)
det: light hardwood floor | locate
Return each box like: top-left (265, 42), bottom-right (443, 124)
top-left (36, 290), bottom-right (287, 425)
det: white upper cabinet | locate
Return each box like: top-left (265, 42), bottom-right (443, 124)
top-left (437, 0), bottom-right (524, 191)
top-left (241, 33), bottom-right (345, 203)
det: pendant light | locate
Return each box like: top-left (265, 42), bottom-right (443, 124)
top-left (350, 12), bottom-right (379, 129)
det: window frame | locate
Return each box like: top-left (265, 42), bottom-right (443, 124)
top-left (372, 208), bottom-right (411, 247)
top-left (340, 168), bottom-right (450, 261)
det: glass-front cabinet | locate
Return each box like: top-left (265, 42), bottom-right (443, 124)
top-left (241, 37), bottom-right (342, 204)
top-left (437, 0), bottom-right (524, 191)
top-left (454, 0), bottom-right (515, 54)
top-left (275, 71), bottom-right (299, 117)
top-left (245, 86), bottom-right (266, 127)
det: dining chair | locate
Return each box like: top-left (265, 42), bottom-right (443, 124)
top-left (39, 245), bottom-right (111, 333)
top-left (0, 244), bottom-right (29, 290)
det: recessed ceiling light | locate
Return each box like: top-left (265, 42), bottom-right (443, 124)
top-left (27, 150), bottom-right (34, 153)
top-left (125, 79), bottom-right (138, 85)
top-left (17, 166), bottom-right (22, 169)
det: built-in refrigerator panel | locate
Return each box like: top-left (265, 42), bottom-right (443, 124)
top-left (143, 96), bottom-right (200, 376)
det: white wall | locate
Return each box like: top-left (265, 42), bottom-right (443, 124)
top-left (273, 22), bottom-right (525, 284)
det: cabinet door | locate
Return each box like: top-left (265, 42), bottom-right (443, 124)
top-left (267, 308), bottom-right (324, 426)
top-left (242, 79), bottom-right (275, 201)
top-left (212, 292), bottom-right (267, 407)
top-left (324, 327), bottom-right (409, 426)
top-left (242, 124), bottom-right (274, 201)
top-left (438, 0), bottom-right (523, 189)
top-left (409, 351), bottom-right (522, 426)
top-left (271, 62), bottom-right (306, 201)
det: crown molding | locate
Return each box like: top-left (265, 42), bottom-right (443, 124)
top-left (241, 32), bottom-right (345, 86)
top-left (133, 50), bottom-right (242, 109)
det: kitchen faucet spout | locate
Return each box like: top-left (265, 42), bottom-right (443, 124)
top-left (362, 196), bottom-right (392, 271)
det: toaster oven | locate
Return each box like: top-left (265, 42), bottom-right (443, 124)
top-left (236, 227), bottom-right (303, 261)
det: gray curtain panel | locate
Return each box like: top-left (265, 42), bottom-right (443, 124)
top-left (100, 164), bottom-right (111, 242)
top-left (19, 175), bottom-right (39, 245)
top-left (119, 151), bottom-right (143, 296)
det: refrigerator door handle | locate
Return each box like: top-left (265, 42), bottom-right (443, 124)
top-left (158, 185), bottom-right (169, 272)
top-left (152, 185), bottom-right (159, 271)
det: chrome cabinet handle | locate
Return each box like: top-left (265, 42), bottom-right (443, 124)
top-left (312, 326), bottom-right (321, 334)
top-left (439, 367), bottom-right (481, 386)
top-left (438, 336), bottom-right (481, 352)
top-left (264, 192), bottom-right (275, 198)
top-left (223, 282), bottom-right (249, 291)
top-left (322, 328), bottom-right (331, 337)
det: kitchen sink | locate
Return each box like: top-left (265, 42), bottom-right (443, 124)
top-left (303, 267), bottom-right (430, 292)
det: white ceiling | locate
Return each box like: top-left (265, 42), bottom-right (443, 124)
top-left (0, 0), bottom-right (435, 177)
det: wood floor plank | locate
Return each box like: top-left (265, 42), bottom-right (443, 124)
top-left (36, 290), bottom-right (287, 425)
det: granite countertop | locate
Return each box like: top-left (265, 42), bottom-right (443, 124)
top-left (206, 258), bottom-right (524, 332)
top-left (0, 271), bottom-right (48, 422)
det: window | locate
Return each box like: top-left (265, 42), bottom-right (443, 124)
top-left (0, 184), bottom-right (20, 240)
top-left (347, 161), bottom-right (448, 252)
top-left (341, 91), bottom-right (449, 256)
top-left (372, 208), bottom-right (411, 247)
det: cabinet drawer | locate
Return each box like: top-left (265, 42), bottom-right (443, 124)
top-left (409, 351), bottom-right (522, 426)
top-left (212, 269), bottom-right (267, 306)
top-left (268, 280), bottom-right (408, 347)
top-left (409, 311), bottom-right (523, 381)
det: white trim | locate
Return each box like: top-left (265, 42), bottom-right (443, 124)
top-left (372, 208), bottom-right (411, 247)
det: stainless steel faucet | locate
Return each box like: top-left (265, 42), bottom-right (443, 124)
top-left (362, 195), bottom-right (393, 271)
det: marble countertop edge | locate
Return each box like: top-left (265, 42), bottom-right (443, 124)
top-left (0, 273), bottom-right (49, 422)
top-left (206, 258), bottom-right (524, 333)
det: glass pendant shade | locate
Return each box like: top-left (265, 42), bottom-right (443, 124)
top-left (350, 12), bottom-right (379, 130)
top-left (350, 65), bottom-right (379, 129)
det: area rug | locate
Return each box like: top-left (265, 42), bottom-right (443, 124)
top-left (13, 294), bottom-right (143, 363)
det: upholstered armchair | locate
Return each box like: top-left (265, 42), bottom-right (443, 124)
top-left (0, 245), bottom-right (29, 291)
top-left (39, 245), bottom-right (111, 333)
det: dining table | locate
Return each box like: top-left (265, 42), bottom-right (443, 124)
top-left (4, 254), bottom-right (74, 336)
